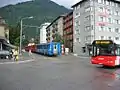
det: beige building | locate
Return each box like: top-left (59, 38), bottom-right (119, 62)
top-left (46, 15), bottom-right (64, 42)
top-left (0, 16), bottom-right (9, 41)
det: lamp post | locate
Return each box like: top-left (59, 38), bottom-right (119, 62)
top-left (19, 16), bottom-right (33, 55)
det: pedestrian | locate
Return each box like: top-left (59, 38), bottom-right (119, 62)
top-left (13, 48), bottom-right (19, 61)
top-left (29, 48), bottom-right (32, 56)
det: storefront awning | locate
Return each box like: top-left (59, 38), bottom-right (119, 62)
top-left (3, 43), bottom-right (17, 49)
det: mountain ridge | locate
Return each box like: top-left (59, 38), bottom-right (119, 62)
top-left (0, 0), bottom-right (71, 39)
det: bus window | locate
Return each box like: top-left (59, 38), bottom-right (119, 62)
top-left (115, 46), bottom-right (120, 56)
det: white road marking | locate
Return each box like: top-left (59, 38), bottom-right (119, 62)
top-left (0, 59), bottom-right (34, 64)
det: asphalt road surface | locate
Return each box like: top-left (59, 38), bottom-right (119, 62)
top-left (0, 54), bottom-right (120, 90)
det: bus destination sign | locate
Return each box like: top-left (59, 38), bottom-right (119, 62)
top-left (95, 40), bottom-right (111, 44)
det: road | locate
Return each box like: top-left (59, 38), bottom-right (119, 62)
top-left (0, 54), bottom-right (120, 90)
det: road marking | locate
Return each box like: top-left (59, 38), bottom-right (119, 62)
top-left (0, 59), bottom-right (34, 64)
top-left (43, 57), bottom-right (59, 60)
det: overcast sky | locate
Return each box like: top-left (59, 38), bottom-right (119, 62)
top-left (51, 0), bottom-right (80, 8)
top-left (0, 0), bottom-right (80, 8)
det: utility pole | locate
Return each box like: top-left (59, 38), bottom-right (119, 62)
top-left (20, 19), bottom-right (23, 55)
top-left (93, 0), bottom-right (96, 40)
top-left (19, 16), bottom-right (33, 55)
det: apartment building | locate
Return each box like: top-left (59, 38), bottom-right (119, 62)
top-left (46, 15), bottom-right (64, 42)
top-left (0, 16), bottom-right (9, 41)
top-left (72, 0), bottom-right (120, 56)
top-left (39, 23), bottom-right (50, 43)
top-left (63, 12), bottom-right (73, 52)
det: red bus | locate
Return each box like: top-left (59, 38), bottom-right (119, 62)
top-left (91, 40), bottom-right (120, 67)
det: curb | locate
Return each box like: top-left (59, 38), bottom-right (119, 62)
top-left (0, 59), bottom-right (34, 64)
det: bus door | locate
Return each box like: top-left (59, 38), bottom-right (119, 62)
top-left (91, 45), bottom-right (100, 57)
top-left (113, 45), bottom-right (120, 65)
top-left (114, 45), bottom-right (120, 56)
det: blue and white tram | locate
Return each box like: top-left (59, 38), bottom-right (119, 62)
top-left (36, 42), bottom-right (61, 56)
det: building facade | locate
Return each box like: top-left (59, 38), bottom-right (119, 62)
top-left (39, 23), bottom-right (50, 43)
top-left (0, 16), bottom-right (9, 41)
top-left (72, 0), bottom-right (120, 56)
top-left (46, 16), bottom-right (64, 42)
top-left (63, 12), bottom-right (73, 52)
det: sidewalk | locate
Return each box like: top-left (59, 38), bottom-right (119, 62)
top-left (0, 52), bottom-right (33, 63)
top-left (64, 53), bottom-right (90, 58)
top-left (19, 52), bottom-right (33, 61)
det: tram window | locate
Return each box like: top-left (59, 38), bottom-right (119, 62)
top-left (54, 44), bottom-right (56, 49)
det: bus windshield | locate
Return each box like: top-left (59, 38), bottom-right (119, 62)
top-left (94, 44), bottom-right (114, 56)
top-left (91, 40), bottom-right (120, 56)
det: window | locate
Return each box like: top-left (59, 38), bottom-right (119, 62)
top-left (91, 25), bottom-right (93, 30)
top-left (98, 0), bottom-right (102, 3)
top-left (76, 12), bottom-right (79, 16)
top-left (115, 37), bottom-right (119, 40)
top-left (75, 21), bottom-right (79, 26)
top-left (76, 5), bottom-right (80, 9)
top-left (101, 36), bottom-right (104, 40)
top-left (85, 15), bottom-right (90, 21)
top-left (111, 2), bottom-right (114, 6)
top-left (76, 29), bottom-right (80, 34)
top-left (108, 18), bottom-right (112, 23)
top-left (99, 16), bottom-right (104, 22)
top-left (70, 21), bottom-right (73, 25)
top-left (91, 15), bottom-right (93, 20)
top-left (76, 38), bottom-right (80, 42)
top-left (75, 12), bottom-right (80, 18)
top-left (108, 28), bottom-right (112, 32)
top-left (85, 35), bottom-right (93, 41)
top-left (115, 28), bottom-right (119, 33)
top-left (105, 0), bottom-right (109, 5)
top-left (115, 19), bottom-right (119, 24)
top-left (115, 3), bottom-right (118, 7)
top-left (99, 7), bottom-right (103, 12)
top-left (114, 11), bottom-right (119, 16)
top-left (108, 36), bottom-right (112, 40)
top-left (85, 26), bottom-right (91, 31)
top-left (91, 7), bottom-right (93, 11)
top-left (107, 9), bottom-right (112, 15)
top-left (99, 26), bottom-right (104, 31)
top-left (74, 30), bottom-right (76, 34)
top-left (85, 7), bottom-right (91, 12)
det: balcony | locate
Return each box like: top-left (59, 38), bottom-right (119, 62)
top-left (96, 22), bottom-right (108, 26)
top-left (52, 33), bottom-right (55, 38)
top-left (97, 12), bottom-right (109, 17)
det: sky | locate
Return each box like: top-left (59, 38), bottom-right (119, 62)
top-left (51, 0), bottom-right (80, 8)
top-left (0, 0), bottom-right (80, 8)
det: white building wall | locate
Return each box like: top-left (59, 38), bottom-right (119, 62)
top-left (40, 23), bottom-right (50, 43)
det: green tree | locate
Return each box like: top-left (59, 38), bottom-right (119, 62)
top-left (53, 33), bottom-right (64, 44)
top-left (9, 23), bottom-right (20, 46)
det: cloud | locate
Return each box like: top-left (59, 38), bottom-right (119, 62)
top-left (0, 0), bottom-right (30, 7)
top-left (51, 0), bottom-right (80, 8)
top-left (0, 0), bottom-right (80, 8)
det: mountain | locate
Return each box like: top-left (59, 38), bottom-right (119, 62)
top-left (0, 0), bottom-right (71, 39)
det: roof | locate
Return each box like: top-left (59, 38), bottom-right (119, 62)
top-left (0, 23), bottom-right (8, 27)
top-left (4, 43), bottom-right (17, 49)
top-left (71, 0), bottom-right (87, 8)
top-left (0, 36), bottom-right (7, 41)
top-left (71, 0), bottom-right (120, 8)
top-left (0, 16), bottom-right (3, 19)
top-left (46, 15), bottom-right (65, 29)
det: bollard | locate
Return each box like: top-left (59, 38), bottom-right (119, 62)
top-left (61, 45), bottom-right (65, 55)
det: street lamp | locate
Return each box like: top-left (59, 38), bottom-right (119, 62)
top-left (19, 16), bottom-right (33, 55)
